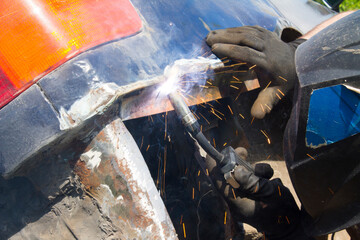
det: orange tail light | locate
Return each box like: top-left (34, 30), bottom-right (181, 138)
top-left (0, 0), bottom-right (142, 108)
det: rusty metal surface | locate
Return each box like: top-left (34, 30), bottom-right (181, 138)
top-left (74, 118), bottom-right (177, 239)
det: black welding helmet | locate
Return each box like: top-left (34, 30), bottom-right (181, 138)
top-left (284, 11), bottom-right (360, 235)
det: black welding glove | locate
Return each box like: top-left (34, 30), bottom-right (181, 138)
top-left (206, 26), bottom-right (306, 119)
top-left (205, 148), bottom-right (313, 239)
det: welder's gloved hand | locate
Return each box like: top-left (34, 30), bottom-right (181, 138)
top-left (204, 147), bottom-right (312, 239)
top-left (206, 26), bottom-right (306, 119)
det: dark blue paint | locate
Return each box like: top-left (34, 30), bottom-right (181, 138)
top-left (306, 85), bottom-right (360, 148)
top-left (0, 85), bottom-right (61, 175)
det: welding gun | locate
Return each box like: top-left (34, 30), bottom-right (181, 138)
top-left (168, 92), bottom-right (254, 188)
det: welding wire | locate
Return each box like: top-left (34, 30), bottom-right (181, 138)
top-left (278, 75), bottom-right (287, 82)
top-left (307, 154), bottom-right (316, 160)
top-left (239, 113), bottom-right (245, 119)
top-left (183, 223), bottom-right (187, 238)
top-left (140, 136), bottom-right (144, 150)
top-left (198, 112), bottom-right (210, 125)
top-left (224, 211), bottom-right (227, 225)
top-left (249, 64), bottom-right (257, 70)
top-left (251, 117), bottom-right (255, 125)
top-left (230, 85), bottom-right (239, 90)
top-left (228, 105), bottom-right (233, 115)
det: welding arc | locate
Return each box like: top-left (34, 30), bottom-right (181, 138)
top-left (168, 92), bottom-right (224, 163)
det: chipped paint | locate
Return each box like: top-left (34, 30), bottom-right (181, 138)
top-left (74, 118), bottom-right (177, 239)
top-left (80, 149), bottom-right (102, 170)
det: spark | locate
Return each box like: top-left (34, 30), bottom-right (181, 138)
top-left (140, 136), bottom-right (144, 150)
top-left (307, 153), bottom-right (316, 160)
top-left (206, 169), bottom-right (209, 176)
top-left (222, 62), bottom-right (247, 68)
top-left (266, 155), bottom-right (271, 160)
top-left (180, 215), bottom-right (183, 224)
top-left (224, 211), bottom-right (227, 225)
top-left (278, 185), bottom-right (281, 196)
top-left (215, 100), bottom-right (221, 104)
top-left (285, 216), bottom-right (290, 224)
top-left (251, 117), bottom-right (255, 125)
top-left (185, 168), bottom-right (188, 175)
top-left (206, 80), bottom-right (213, 85)
top-left (228, 105), bottom-right (233, 115)
top-left (200, 125), bottom-right (203, 132)
top-left (192, 187), bottom-right (195, 199)
top-left (277, 88), bottom-right (285, 96)
top-left (220, 57), bottom-right (228, 61)
top-left (264, 81), bottom-right (272, 90)
top-left (183, 223), bottom-right (187, 238)
top-left (328, 187), bottom-right (334, 195)
top-left (275, 93), bottom-right (282, 100)
top-left (146, 145), bottom-right (150, 151)
top-left (264, 104), bottom-right (271, 111)
top-left (230, 85), bottom-right (239, 90)
top-left (239, 113), bottom-right (245, 119)
top-left (249, 64), bottom-right (257, 70)
top-left (198, 170), bottom-right (201, 176)
top-left (198, 112), bottom-right (210, 125)
top-left (156, 154), bottom-right (161, 188)
top-left (198, 181), bottom-right (201, 191)
top-left (232, 188), bottom-right (236, 199)
top-left (149, 115), bottom-right (154, 122)
top-left (235, 91), bottom-right (242, 101)
top-left (191, 110), bottom-right (200, 120)
top-left (223, 142), bottom-right (227, 147)
top-left (164, 112), bottom-right (167, 140)
top-left (278, 76), bottom-right (288, 82)
top-left (213, 108), bottom-right (225, 116)
top-left (213, 138), bottom-right (216, 148)
top-left (235, 130), bottom-right (238, 136)
top-left (223, 59), bottom-right (230, 64)
top-left (260, 130), bottom-right (271, 144)
top-left (232, 76), bottom-right (241, 82)
top-left (210, 109), bottom-right (222, 120)
top-left (162, 146), bottom-right (167, 195)
top-left (199, 85), bottom-right (209, 89)
top-left (260, 104), bottom-right (265, 113)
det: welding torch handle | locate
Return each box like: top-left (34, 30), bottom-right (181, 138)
top-left (168, 92), bottom-right (225, 163)
top-left (195, 132), bottom-right (224, 163)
